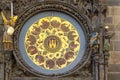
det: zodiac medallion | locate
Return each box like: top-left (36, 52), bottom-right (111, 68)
top-left (44, 36), bottom-right (62, 53)
top-left (25, 16), bottom-right (80, 70)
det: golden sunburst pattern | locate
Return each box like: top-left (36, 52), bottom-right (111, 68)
top-left (25, 16), bottom-right (80, 70)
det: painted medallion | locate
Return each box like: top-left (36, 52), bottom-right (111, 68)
top-left (25, 17), bottom-right (80, 70)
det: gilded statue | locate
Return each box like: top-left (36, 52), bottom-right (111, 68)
top-left (0, 8), bottom-right (18, 51)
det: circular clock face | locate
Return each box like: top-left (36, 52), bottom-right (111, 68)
top-left (19, 11), bottom-right (86, 75)
top-left (25, 17), bottom-right (80, 70)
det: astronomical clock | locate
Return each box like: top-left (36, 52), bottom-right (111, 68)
top-left (13, 0), bottom-right (91, 78)
top-left (0, 0), bottom-right (108, 80)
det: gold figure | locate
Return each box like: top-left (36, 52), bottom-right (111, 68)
top-left (1, 11), bottom-right (18, 51)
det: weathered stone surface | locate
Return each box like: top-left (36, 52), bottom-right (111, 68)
top-left (111, 32), bottom-right (120, 41)
top-left (0, 53), bottom-right (4, 80)
top-left (114, 25), bottom-right (120, 31)
top-left (113, 16), bottom-right (120, 25)
top-left (0, 16), bottom-right (3, 24)
top-left (108, 73), bottom-right (120, 80)
top-left (110, 41), bottom-right (114, 51)
top-left (0, 25), bottom-right (3, 51)
top-left (12, 77), bottom-right (93, 80)
top-left (107, 25), bottom-right (115, 31)
top-left (107, 0), bottom-right (120, 6)
top-left (108, 64), bottom-right (120, 72)
top-left (113, 41), bottom-right (120, 51)
top-left (105, 17), bottom-right (113, 24)
top-left (112, 7), bottom-right (120, 15)
top-left (107, 6), bottom-right (114, 16)
top-left (109, 52), bottom-right (120, 64)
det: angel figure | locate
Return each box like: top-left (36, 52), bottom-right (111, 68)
top-left (0, 10), bottom-right (18, 51)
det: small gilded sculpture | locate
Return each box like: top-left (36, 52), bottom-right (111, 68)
top-left (0, 8), bottom-right (18, 51)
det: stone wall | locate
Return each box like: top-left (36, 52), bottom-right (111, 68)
top-left (106, 0), bottom-right (120, 80)
top-left (0, 12), bottom-right (4, 80)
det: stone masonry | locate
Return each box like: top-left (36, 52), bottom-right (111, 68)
top-left (106, 0), bottom-right (120, 80)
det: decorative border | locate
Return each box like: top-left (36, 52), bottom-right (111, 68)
top-left (13, 1), bottom-right (92, 77)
